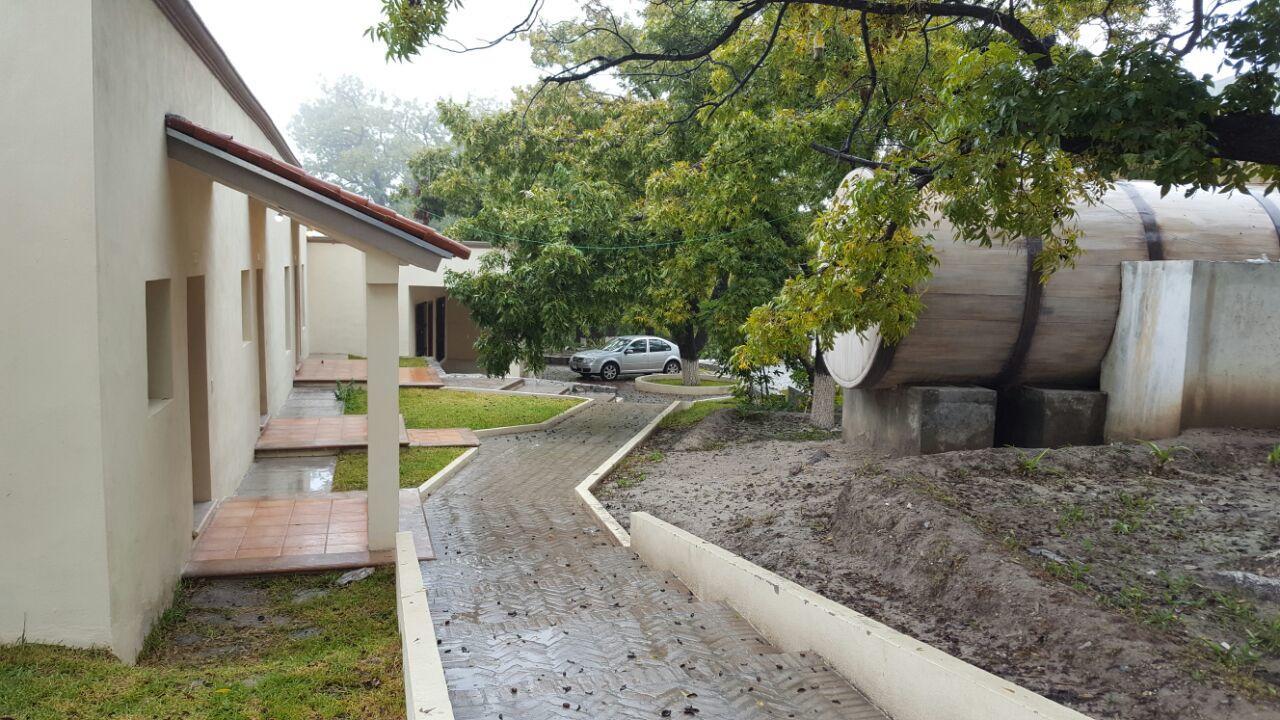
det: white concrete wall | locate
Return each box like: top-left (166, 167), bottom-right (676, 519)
top-left (0, 0), bottom-right (308, 661)
top-left (308, 238), bottom-right (488, 359)
top-left (0, 0), bottom-right (115, 652)
top-left (1102, 260), bottom-right (1280, 441)
top-left (1181, 261), bottom-right (1280, 427)
top-left (631, 513), bottom-right (1090, 720)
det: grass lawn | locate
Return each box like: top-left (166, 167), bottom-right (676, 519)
top-left (332, 447), bottom-right (466, 491)
top-left (648, 376), bottom-right (735, 386)
top-left (0, 570), bottom-right (402, 720)
top-left (347, 354), bottom-right (429, 368)
top-left (659, 399), bottom-right (737, 430)
top-left (342, 388), bottom-right (582, 430)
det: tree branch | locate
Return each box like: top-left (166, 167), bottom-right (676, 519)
top-left (811, 142), bottom-right (935, 178)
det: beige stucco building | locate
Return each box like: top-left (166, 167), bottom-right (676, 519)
top-left (308, 238), bottom-right (492, 372)
top-left (0, 0), bottom-right (466, 662)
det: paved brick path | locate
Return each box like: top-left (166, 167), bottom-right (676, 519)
top-left (423, 401), bottom-right (886, 719)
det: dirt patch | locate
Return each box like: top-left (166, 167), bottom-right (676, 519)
top-left (600, 412), bottom-right (1280, 719)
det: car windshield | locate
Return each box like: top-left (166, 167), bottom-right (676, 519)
top-left (600, 337), bottom-right (632, 352)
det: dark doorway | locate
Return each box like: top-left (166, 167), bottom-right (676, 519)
top-left (186, 275), bottom-right (212, 503)
top-left (434, 297), bottom-right (446, 361)
top-left (414, 301), bottom-right (429, 357)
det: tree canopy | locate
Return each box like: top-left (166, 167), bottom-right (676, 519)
top-left (375, 0), bottom-right (1280, 372)
top-left (290, 75), bottom-right (449, 216)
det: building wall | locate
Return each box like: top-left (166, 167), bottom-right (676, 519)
top-left (1101, 260), bottom-right (1280, 441)
top-left (89, 0), bottom-right (303, 660)
top-left (307, 238), bottom-right (489, 360)
top-left (307, 241), bottom-right (368, 355)
top-left (0, 0), bottom-right (115, 651)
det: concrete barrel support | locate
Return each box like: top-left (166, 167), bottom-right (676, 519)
top-left (996, 387), bottom-right (1108, 448)
top-left (842, 385), bottom-right (996, 456)
top-left (366, 250), bottom-right (401, 551)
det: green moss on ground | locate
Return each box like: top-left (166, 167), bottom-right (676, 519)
top-left (332, 447), bottom-right (466, 491)
top-left (342, 388), bottom-right (581, 430)
top-left (647, 376), bottom-right (735, 386)
top-left (658, 399), bottom-right (737, 430)
top-left (0, 570), bottom-right (403, 720)
top-left (346, 355), bottom-right (429, 368)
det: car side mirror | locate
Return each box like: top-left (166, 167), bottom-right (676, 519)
top-left (625, 348), bottom-right (638, 354)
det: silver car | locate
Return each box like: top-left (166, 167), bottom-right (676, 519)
top-left (569, 336), bottom-right (682, 381)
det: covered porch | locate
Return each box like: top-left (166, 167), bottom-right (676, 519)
top-left (165, 115), bottom-right (471, 567)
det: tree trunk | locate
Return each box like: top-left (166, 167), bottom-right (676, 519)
top-left (671, 321), bottom-right (708, 387)
top-left (681, 357), bottom-right (701, 386)
top-left (810, 348), bottom-right (836, 429)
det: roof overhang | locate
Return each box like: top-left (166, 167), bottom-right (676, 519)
top-left (167, 127), bottom-right (453, 270)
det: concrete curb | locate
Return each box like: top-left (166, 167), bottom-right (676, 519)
top-left (472, 395), bottom-right (594, 438)
top-left (394, 531), bottom-right (454, 720)
top-left (635, 374), bottom-right (735, 396)
top-left (630, 513), bottom-right (1093, 720)
top-left (416, 447), bottom-right (478, 502)
top-left (573, 401), bottom-right (682, 546)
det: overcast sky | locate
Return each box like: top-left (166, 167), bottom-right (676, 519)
top-left (191, 0), bottom-right (587, 137)
top-left (193, 0), bottom-right (1226, 149)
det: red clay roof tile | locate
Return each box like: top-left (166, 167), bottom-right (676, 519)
top-left (165, 114), bottom-right (469, 260)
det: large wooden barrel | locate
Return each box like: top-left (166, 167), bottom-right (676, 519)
top-left (828, 180), bottom-right (1280, 390)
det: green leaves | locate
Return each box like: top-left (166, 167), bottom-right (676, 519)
top-left (366, 0), bottom-right (458, 61)
top-left (382, 1), bottom-right (1280, 380)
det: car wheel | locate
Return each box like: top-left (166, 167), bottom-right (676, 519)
top-left (600, 362), bottom-right (620, 381)
top-left (663, 359), bottom-right (681, 375)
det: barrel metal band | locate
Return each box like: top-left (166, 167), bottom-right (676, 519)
top-left (1247, 187), bottom-right (1280, 250)
top-left (1118, 181), bottom-right (1165, 260)
top-left (856, 342), bottom-right (898, 389)
top-left (994, 237), bottom-right (1044, 387)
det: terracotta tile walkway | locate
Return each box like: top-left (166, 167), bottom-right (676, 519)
top-left (407, 428), bottom-right (480, 447)
top-left (255, 415), bottom-right (410, 452)
top-left (294, 357), bottom-right (443, 388)
top-left (185, 490), bottom-right (434, 577)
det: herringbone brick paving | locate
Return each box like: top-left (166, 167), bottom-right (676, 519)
top-left (422, 401), bottom-right (889, 719)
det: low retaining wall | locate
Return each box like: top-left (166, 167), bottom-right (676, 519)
top-left (574, 401), bottom-right (682, 545)
top-left (471, 394), bottom-right (594, 438)
top-left (635, 374), bottom-right (735, 396)
top-left (416, 447), bottom-right (478, 502)
top-left (394, 532), bottom-right (454, 720)
top-left (630, 513), bottom-right (1092, 720)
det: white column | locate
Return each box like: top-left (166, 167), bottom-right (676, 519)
top-left (365, 250), bottom-right (400, 551)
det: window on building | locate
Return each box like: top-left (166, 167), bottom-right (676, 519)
top-left (145, 278), bottom-right (173, 403)
top-left (240, 269), bottom-right (253, 342)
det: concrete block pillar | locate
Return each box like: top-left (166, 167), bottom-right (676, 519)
top-left (996, 386), bottom-right (1107, 448)
top-left (842, 385), bottom-right (996, 457)
top-left (365, 250), bottom-right (400, 551)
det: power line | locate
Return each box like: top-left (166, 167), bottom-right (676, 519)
top-left (454, 209), bottom-right (812, 250)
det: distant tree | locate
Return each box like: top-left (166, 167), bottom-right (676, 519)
top-left (289, 75), bottom-right (448, 216)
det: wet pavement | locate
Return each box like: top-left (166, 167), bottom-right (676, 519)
top-left (422, 401), bottom-right (886, 719)
top-left (236, 456), bottom-right (335, 497)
